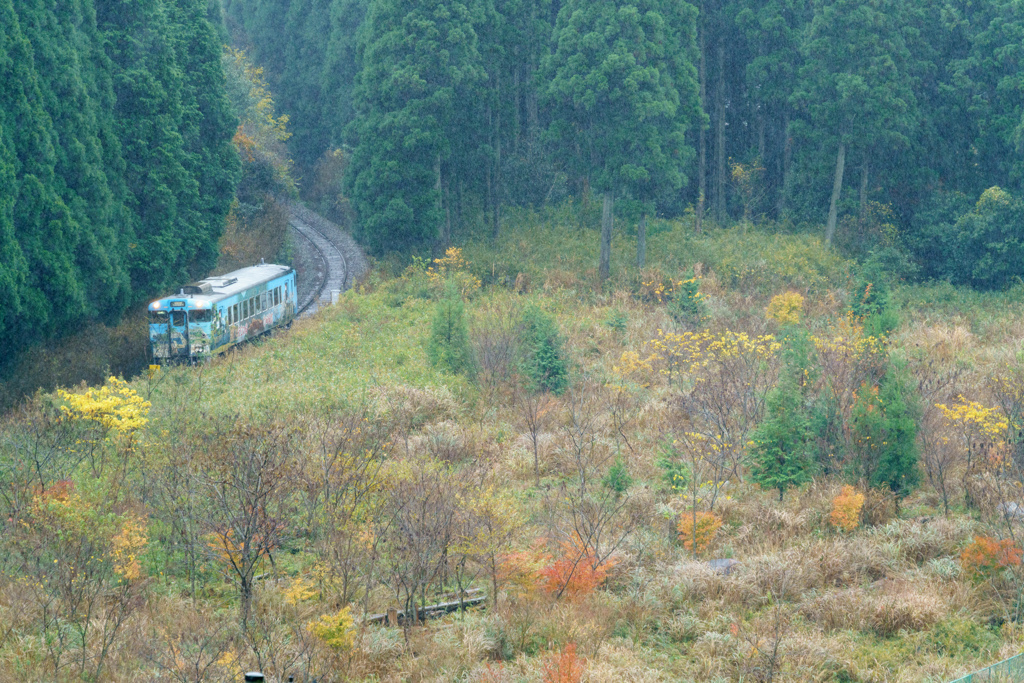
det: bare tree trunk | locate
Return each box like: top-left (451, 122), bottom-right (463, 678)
top-left (714, 43), bottom-right (726, 222)
top-left (778, 113), bottom-right (791, 217)
top-left (599, 191), bottom-right (614, 283)
top-left (758, 115), bottom-right (766, 161)
top-left (637, 213), bottom-right (647, 269)
top-left (513, 62), bottom-right (521, 153)
top-left (492, 90), bottom-right (502, 239)
top-left (443, 178), bottom-right (452, 247)
top-left (826, 142), bottom-right (845, 246)
top-left (859, 161), bottom-right (869, 223)
top-left (696, 8), bottom-right (706, 234)
top-left (435, 154), bottom-right (443, 250)
top-left (485, 105), bottom-right (492, 234)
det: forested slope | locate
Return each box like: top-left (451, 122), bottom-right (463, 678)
top-left (0, 0), bottom-right (238, 362)
top-left (225, 0), bottom-right (1024, 286)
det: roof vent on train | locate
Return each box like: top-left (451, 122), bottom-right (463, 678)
top-left (181, 282), bottom-right (213, 295)
top-left (204, 277), bottom-right (238, 289)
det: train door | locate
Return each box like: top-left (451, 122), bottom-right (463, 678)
top-left (169, 304), bottom-right (191, 359)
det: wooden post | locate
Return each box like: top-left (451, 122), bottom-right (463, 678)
top-left (387, 607), bottom-right (399, 627)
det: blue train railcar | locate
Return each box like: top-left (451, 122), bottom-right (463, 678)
top-left (148, 263), bottom-right (297, 363)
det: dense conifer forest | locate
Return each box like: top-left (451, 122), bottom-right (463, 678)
top-left (226, 0), bottom-right (1024, 281)
top-left (0, 0), bottom-right (238, 361)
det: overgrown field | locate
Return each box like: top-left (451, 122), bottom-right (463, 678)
top-left (4, 211), bottom-right (1024, 682)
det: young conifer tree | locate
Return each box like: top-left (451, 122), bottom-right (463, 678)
top-left (748, 326), bottom-right (816, 500)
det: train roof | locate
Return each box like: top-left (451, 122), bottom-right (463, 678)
top-left (150, 263), bottom-right (292, 308)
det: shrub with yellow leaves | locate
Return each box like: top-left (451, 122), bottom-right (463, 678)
top-left (766, 291), bottom-right (804, 325)
top-left (308, 605), bottom-right (356, 651)
top-left (427, 247), bottom-right (481, 298)
top-left (110, 515), bottom-right (148, 582)
top-left (58, 376), bottom-right (150, 435)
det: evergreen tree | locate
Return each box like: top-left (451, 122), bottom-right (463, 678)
top-left (517, 305), bottom-right (569, 395)
top-left (166, 0), bottom-right (240, 278)
top-left (427, 284), bottom-right (474, 375)
top-left (97, 0), bottom-right (198, 294)
top-left (347, 0), bottom-right (486, 252)
top-left (542, 0), bottom-right (700, 281)
top-left (849, 357), bottom-right (921, 498)
top-left (793, 0), bottom-right (916, 244)
top-left (0, 0), bottom-right (87, 347)
top-left (747, 326), bottom-right (816, 500)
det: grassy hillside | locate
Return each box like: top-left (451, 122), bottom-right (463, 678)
top-left (3, 209), bottom-right (1024, 682)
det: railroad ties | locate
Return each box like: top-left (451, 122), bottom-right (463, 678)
top-left (287, 202), bottom-right (368, 317)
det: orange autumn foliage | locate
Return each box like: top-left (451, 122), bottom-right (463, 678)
top-left (829, 485), bottom-right (865, 532)
top-left (497, 549), bottom-right (545, 598)
top-left (677, 511), bottom-right (722, 555)
top-left (961, 535), bottom-right (1023, 579)
top-left (540, 546), bottom-right (614, 600)
top-left (542, 643), bottom-right (585, 683)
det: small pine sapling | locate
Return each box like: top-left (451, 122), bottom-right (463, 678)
top-left (602, 457), bottom-right (632, 496)
top-left (427, 282), bottom-right (474, 376)
top-left (518, 305), bottom-right (569, 394)
top-left (667, 271), bottom-right (707, 324)
top-left (747, 326), bottom-right (817, 500)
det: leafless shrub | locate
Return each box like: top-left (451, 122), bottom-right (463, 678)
top-left (144, 601), bottom-right (238, 683)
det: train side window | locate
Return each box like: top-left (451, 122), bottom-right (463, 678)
top-left (243, 299), bottom-right (249, 319)
top-left (233, 304), bottom-right (238, 323)
top-left (275, 287), bottom-right (280, 305)
top-left (256, 295), bottom-right (262, 313)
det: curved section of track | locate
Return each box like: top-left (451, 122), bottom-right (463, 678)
top-left (288, 204), bottom-right (352, 317)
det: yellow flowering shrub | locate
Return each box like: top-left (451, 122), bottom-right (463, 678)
top-left (766, 291), bottom-right (804, 325)
top-left (283, 576), bottom-right (317, 605)
top-left (649, 329), bottom-right (780, 386)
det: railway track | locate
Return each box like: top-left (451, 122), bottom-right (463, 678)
top-left (288, 203), bottom-right (353, 317)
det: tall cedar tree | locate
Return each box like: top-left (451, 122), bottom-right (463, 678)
top-left (542, 0), bottom-right (700, 281)
top-left (0, 0), bottom-right (236, 361)
top-left (793, 0), bottom-right (916, 245)
top-left (347, 0), bottom-right (485, 253)
top-left (1, 0), bottom-right (87, 347)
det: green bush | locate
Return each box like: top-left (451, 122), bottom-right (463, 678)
top-left (517, 305), bottom-right (569, 394)
top-left (427, 284), bottom-right (474, 376)
top-left (656, 439), bottom-right (692, 492)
